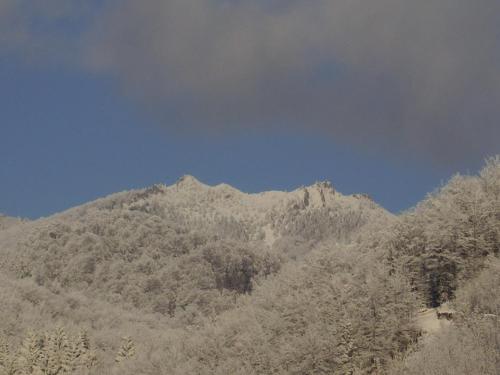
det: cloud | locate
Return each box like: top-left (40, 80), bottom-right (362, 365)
top-left (0, 0), bottom-right (93, 65)
top-left (3, 1), bottom-right (500, 164)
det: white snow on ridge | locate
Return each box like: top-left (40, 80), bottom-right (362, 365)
top-left (0, 176), bottom-right (392, 259)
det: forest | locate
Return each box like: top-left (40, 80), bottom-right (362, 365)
top-left (0, 157), bottom-right (498, 374)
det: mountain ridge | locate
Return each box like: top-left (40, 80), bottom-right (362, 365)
top-left (0, 175), bottom-right (388, 240)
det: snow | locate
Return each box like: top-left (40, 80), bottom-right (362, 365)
top-left (416, 304), bottom-right (453, 337)
top-left (0, 175), bottom-right (392, 264)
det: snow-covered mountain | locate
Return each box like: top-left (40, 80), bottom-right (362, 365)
top-left (0, 175), bottom-right (392, 318)
top-left (0, 158), bottom-right (498, 375)
top-left (0, 175), bottom-right (391, 256)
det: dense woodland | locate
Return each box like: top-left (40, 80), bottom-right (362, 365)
top-left (0, 157), bottom-right (498, 374)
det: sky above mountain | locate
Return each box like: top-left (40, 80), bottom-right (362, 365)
top-left (1, 1), bottom-right (498, 218)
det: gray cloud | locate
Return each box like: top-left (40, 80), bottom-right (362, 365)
top-left (0, 0), bottom-right (93, 65)
top-left (3, 1), bottom-right (500, 164)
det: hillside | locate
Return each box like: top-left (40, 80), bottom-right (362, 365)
top-left (0, 158), bottom-right (498, 375)
top-left (0, 177), bottom-right (391, 321)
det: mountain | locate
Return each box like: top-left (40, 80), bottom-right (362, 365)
top-left (0, 176), bottom-right (391, 318)
top-left (6, 174), bottom-right (389, 243)
top-left (0, 158), bottom-right (498, 375)
top-left (0, 175), bottom-right (409, 375)
top-left (0, 174), bottom-right (392, 267)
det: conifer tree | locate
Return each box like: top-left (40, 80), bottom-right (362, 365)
top-left (44, 327), bottom-right (71, 375)
top-left (16, 331), bottom-right (42, 375)
top-left (76, 331), bottom-right (97, 370)
top-left (115, 337), bottom-right (136, 363)
top-left (0, 338), bottom-right (16, 375)
top-left (0, 338), bottom-right (9, 368)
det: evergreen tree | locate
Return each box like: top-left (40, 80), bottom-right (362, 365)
top-left (0, 338), bottom-right (16, 375)
top-left (115, 337), bottom-right (136, 363)
top-left (16, 331), bottom-right (42, 375)
top-left (44, 327), bottom-right (71, 375)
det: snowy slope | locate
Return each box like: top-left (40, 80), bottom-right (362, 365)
top-left (0, 175), bottom-right (393, 276)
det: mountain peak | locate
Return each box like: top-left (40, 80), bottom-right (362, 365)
top-left (292, 180), bottom-right (336, 208)
top-left (311, 180), bottom-right (335, 193)
top-left (175, 175), bottom-right (207, 189)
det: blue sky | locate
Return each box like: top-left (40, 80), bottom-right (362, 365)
top-left (1, 60), bottom-right (470, 218)
top-left (0, 1), bottom-right (497, 218)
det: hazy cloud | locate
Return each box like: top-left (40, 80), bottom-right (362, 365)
top-left (0, 0), bottom-right (93, 65)
top-left (3, 1), bottom-right (500, 164)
